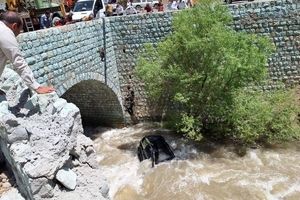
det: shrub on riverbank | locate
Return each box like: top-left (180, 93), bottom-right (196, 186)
top-left (136, 0), bottom-right (300, 145)
top-left (228, 89), bottom-right (300, 144)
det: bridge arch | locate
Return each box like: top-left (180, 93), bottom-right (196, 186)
top-left (59, 72), bottom-right (125, 127)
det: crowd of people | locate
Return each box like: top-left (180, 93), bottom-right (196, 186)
top-left (167, 0), bottom-right (190, 10)
top-left (0, 0), bottom-right (194, 32)
top-left (18, 0), bottom-right (194, 30)
top-left (38, 10), bottom-right (74, 29)
top-left (105, 0), bottom-right (191, 16)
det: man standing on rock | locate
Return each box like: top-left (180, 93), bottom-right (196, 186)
top-left (0, 11), bottom-right (54, 101)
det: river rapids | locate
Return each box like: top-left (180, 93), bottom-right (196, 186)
top-left (84, 123), bottom-right (300, 200)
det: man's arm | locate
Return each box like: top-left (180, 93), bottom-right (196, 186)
top-left (0, 30), bottom-right (54, 94)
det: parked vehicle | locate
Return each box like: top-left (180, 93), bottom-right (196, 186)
top-left (71, 0), bottom-right (105, 21)
top-left (131, 0), bottom-right (159, 10)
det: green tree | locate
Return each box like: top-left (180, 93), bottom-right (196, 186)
top-left (136, 0), bottom-right (300, 144)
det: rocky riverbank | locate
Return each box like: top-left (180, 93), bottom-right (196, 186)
top-left (0, 68), bottom-right (109, 200)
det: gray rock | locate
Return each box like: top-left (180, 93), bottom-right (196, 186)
top-left (38, 181), bottom-right (55, 199)
top-left (23, 95), bottom-right (38, 112)
top-left (36, 93), bottom-right (58, 113)
top-left (10, 142), bottom-right (31, 164)
top-left (30, 177), bottom-right (50, 195)
top-left (0, 68), bottom-right (20, 92)
top-left (23, 152), bottom-right (70, 179)
top-left (7, 127), bottom-right (28, 144)
top-left (71, 134), bottom-right (98, 168)
top-left (53, 165), bottom-right (108, 200)
top-left (56, 168), bottom-right (77, 190)
top-left (1, 113), bottom-right (19, 127)
top-left (58, 103), bottom-right (80, 118)
top-left (0, 101), bottom-right (9, 117)
top-left (52, 98), bottom-right (67, 114)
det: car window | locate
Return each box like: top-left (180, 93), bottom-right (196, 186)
top-left (73, 1), bottom-right (94, 12)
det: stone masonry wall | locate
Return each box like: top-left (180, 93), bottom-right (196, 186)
top-left (12, 19), bottom-right (125, 126)
top-left (106, 12), bottom-right (174, 120)
top-left (10, 0), bottom-right (300, 123)
top-left (17, 21), bottom-right (105, 92)
top-left (107, 0), bottom-right (300, 119)
top-left (229, 0), bottom-right (300, 88)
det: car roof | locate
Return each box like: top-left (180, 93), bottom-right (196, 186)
top-left (76, 0), bottom-right (94, 2)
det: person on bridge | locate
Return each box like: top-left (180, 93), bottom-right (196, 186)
top-left (40, 10), bottom-right (52, 29)
top-left (144, 3), bottom-right (153, 13)
top-left (157, 0), bottom-right (164, 12)
top-left (116, 3), bottom-right (124, 16)
top-left (0, 11), bottom-right (55, 100)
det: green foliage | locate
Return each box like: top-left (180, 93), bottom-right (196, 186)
top-left (229, 89), bottom-right (300, 144)
top-left (177, 113), bottom-right (203, 141)
top-left (136, 44), bottom-right (165, 101)
top-left (134, 0), bottom-right (300, 145)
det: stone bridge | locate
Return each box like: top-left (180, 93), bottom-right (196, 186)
top-left (9, 14), bottom-right (174, 127)
top-left (4, 0), bottom-right (300, 128)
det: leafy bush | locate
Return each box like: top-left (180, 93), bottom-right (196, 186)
top-left (135, 0), bottom-right (300, 144)
top-left (228, 89), bottom-right (300, 144)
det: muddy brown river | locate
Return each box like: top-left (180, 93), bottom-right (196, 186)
top-left (84, 123), bottom-right (300, 200)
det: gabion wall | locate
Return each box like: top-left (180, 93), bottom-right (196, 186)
top-left (229, 0), bottom-right (300, 88)
top-left (13, 0), bottom-right (300, 123)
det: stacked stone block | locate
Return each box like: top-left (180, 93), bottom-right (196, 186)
top-left (229, 0), bottom-right (300, 88)
top-left (107, 1), bottom-right (300, 119)
top-left (17, 21), bottom-right (107, 94)
top-left (8, 0), bottom-right (300, 124)
top-left (13, 19), bottom-right (125, 126)
top-left (107, 12), bottom-right (174, 120)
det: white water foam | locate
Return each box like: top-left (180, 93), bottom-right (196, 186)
top-left (102, 159), bottom-right (145, 198)
top-left (238, 176), bottom-right (289, 200)
top-left (248, 150), bottom-right (263, 166)
top-left (272, 180), bottom-right (300, 199)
